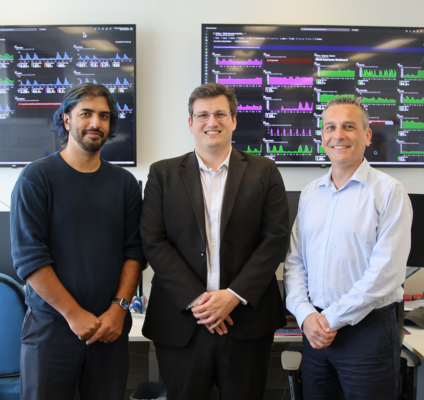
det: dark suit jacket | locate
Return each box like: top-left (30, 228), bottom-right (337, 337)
top-left (141, 149), bottom-right (289, 347)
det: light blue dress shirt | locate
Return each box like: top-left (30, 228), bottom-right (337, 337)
top-left (284, 159), bottom-right (412, 331)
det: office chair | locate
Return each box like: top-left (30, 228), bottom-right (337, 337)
top-left (281, 301), bottom-right (406, 400)
top-left (0, 273), bottom-right (27, 400)
top-left (281, 351), bottom-right (302, 400)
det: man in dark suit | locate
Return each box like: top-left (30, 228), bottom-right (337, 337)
top-left (141, 83), bottom-right (289, 400)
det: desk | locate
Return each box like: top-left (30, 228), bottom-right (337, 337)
top-left (129, 314), bottom-right (147, 342)
top-left (129, 313), bottom-right (302, 382)
top-left (274, 335), bottom-right (302, 343)
top-left (132, 315), bottom-right (424, 396)
top-left (403, 325), bottom-right (424, 398)
top-left (403, 325), bottom-right (424, 360)
top-left (129, 314), bottom-right (159, 382)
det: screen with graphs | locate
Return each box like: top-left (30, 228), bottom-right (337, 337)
top-left (0, 25), bottom-right (136, 167)
top-left (202, 24), bottom-right (424, 167)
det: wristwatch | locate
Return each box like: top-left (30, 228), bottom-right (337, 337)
top-left (112, 298), bottom-right (130, 311)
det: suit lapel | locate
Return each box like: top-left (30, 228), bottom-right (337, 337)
top-left (220, 150), bottom-right (247, 239)
top-left (181, 152), bottom-right (207, 247)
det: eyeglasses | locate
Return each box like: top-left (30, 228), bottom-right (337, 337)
top-left (191, 111), bottom-right (233, 122)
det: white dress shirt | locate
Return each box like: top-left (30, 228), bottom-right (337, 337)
top-left (284, 158), bottom-right (412, 331)
top-left (186, 148), bottom-right (246, 308)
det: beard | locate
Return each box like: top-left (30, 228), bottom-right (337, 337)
top-left (70, 127), bottom-right (108, 153)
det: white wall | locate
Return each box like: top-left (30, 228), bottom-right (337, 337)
top-left (1, 0), bottom-right (424, 211)
top-left (405, 268), bottom-right (424, 294)
top-left (1, 0), bottom-right (424, 288)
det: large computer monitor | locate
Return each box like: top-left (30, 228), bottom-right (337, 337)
top-left (0, 25), bottom-right (136, 167)
top-left (284, 191), bottom-right (301, 253)
top-left (284, 191), bottom-right (423, 268)
top-left (407, 194), bottom-right (424, 268)
top-left (286, 191), bottom-right (301, 234)
top-left (202, 24), bottom-right (424, 167)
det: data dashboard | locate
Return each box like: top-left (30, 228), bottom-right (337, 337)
top-left (202, 24), bottom-right (424, 166)
top-left (0, 25), bottom-right (136, 167)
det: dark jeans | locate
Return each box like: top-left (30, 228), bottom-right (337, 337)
top-left (302, 305), bottom-right (400, 400)
top-left (20, 308), bottom-right (132, 400)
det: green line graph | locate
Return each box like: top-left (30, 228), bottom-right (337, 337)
top-left (362, 97), bottom-right (396, 104)
top-left (0, 53), bottom-right (13, 60)
top-left (319, 94), bottom-right (355, 103)
top-left (403, 120), bottom-right (424, 129)
top-left (0, 78), bottom-right (14, 85)
top-left (403, 70), bottom-right (424, 79)
top-left (362, 69), bottom-right (396, 78)
top-left (319, 145), bottom-right (326, 154)
top-left (246, 145), bottom-right (262, 154)
top-left (402, 150), bottom-right (424, 155)
top-left (403, 96), bottom-right (424, 104)
top-left (268, 144), bottom-right (313, 154)
top-left (320, 69), bottom-right (355, 78)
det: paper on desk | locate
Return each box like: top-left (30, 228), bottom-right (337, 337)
top-left (131, 313), bottom-right (145, 327)
top-left (405, 299), bottom-right (424, 311)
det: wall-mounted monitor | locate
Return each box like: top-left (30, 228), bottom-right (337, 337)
top-left (407, 194), bottom-right (424, 268)
top-left (0, 25), bottom-right (136, 167)
top-left (283, 192), bottom-right (424, 268)
top-left (202, 24), bottom-right (424, 167)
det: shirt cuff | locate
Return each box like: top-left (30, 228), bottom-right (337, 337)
top-left (186, 292), bottom-right (207, 310)
top-left (227, 288), bottom-right (247, 305)
top-left (321, 308), bottom-right (348, 331)
top-left (295, 301), bottom-right (319, 329)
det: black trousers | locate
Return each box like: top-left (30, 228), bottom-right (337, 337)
top-left (155, 326), bottom-right (274, 400)
top-left (302, 305), bottom-right (400, 400)
top-left (20, 308), bottom-right (132, 400)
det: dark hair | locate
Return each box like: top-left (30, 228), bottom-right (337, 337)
top-left (188, 83), bottom-right (238, 116)
top-left (322, 96), bottom-right (369, 130)
top-left (53, 83), bottom-right (118, 145)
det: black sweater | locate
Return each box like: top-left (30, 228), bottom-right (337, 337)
top-left (11, 152), bottom-right (144, 316)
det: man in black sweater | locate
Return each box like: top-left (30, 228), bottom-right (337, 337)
top-left (11, 83), bottom-right (144, 400)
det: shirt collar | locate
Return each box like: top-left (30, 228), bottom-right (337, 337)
top-left (195, 147), bottom-right (232, 172)
top-left (318, 158), bottom-right (370, 189)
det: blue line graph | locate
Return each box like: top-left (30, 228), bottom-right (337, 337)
top-left (78, 53), bottom-right (132, 61)
top-left (102, 78), bottom-right (132, 86)
top-left (0, 104), bottom-right (13, 112)
top-left (19, 52), bottom-right (72, 60)
top-left (18, 77), bottom-right (72, 86)
top-left (117, 103), bottom-right (132, 112)
top-left (77, 78), bottom-right (98, 84)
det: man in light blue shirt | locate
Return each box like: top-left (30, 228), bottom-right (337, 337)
top-left (284, 96), bottom-right (412, 400)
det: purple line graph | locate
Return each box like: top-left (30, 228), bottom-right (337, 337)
top-left (270, 128), bottom-right (312, 134)
top-left (218, 76), bottom-right (262, 85)
top-left (237, 104), bottom-right (262, 111)
top-left (218, 58), bottom-right (262, 66)
top-left (277, 102), bottom-right (313, 111)
top-left (269, 76), bottom-right (313, 86)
